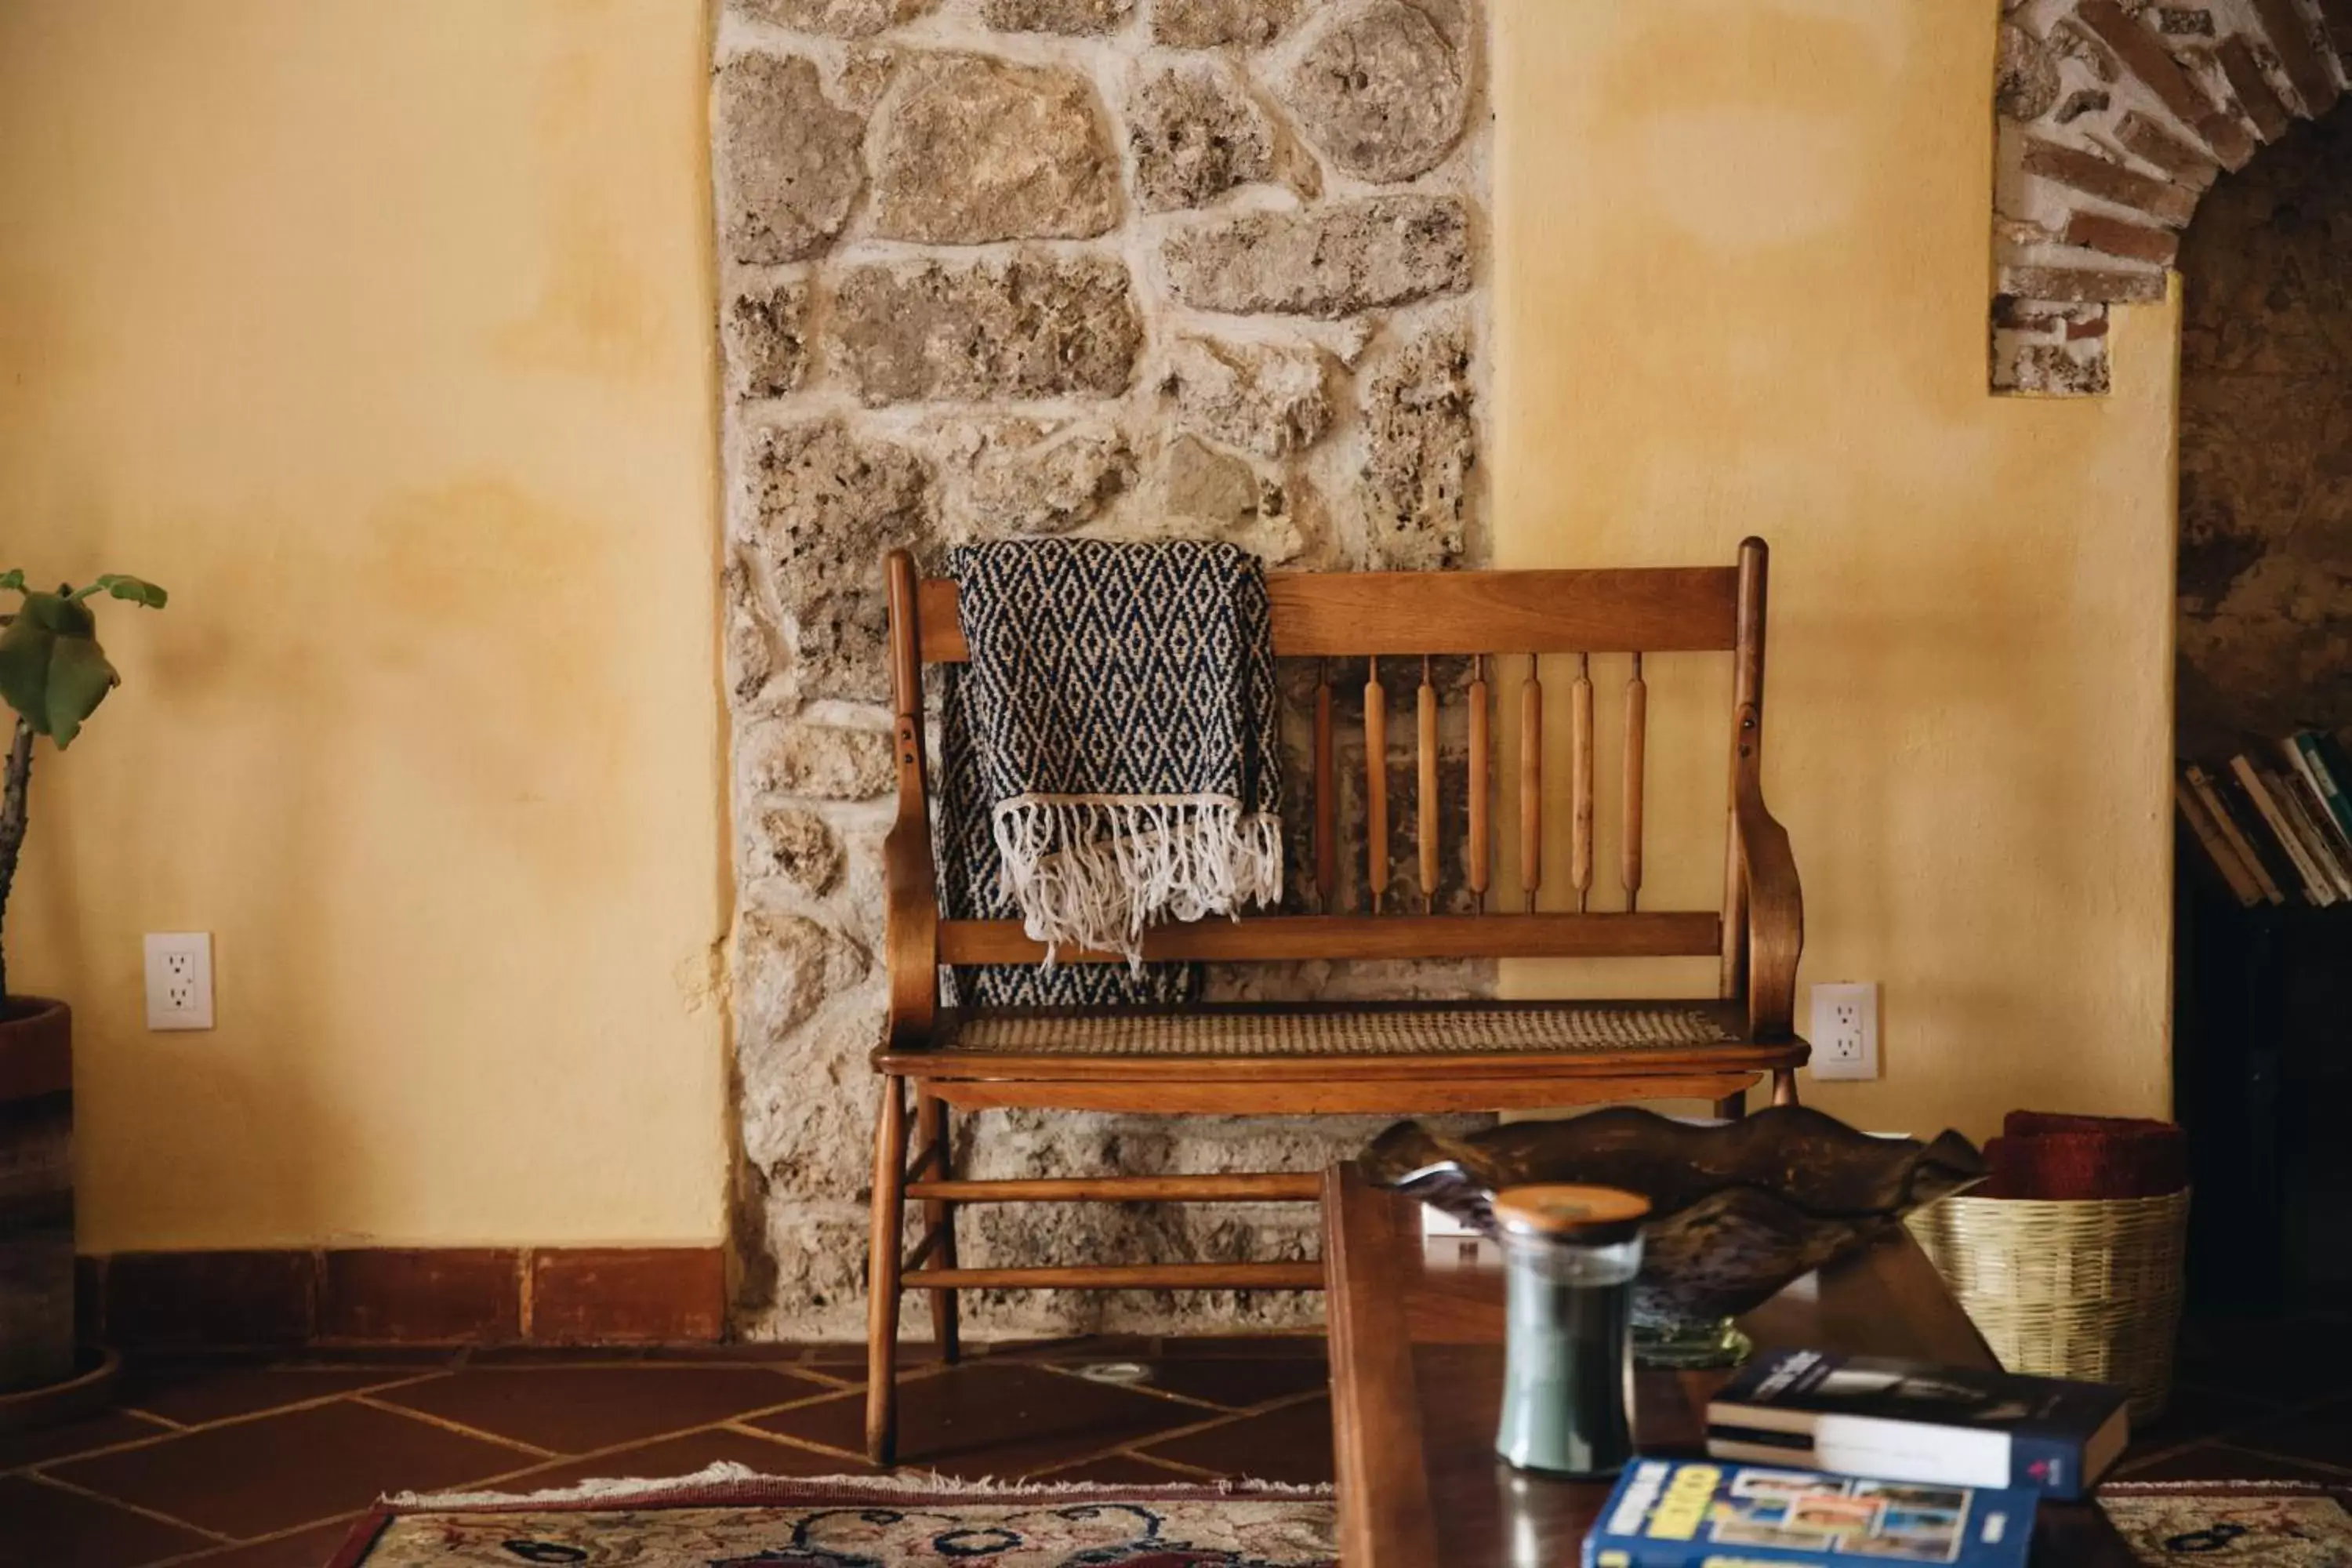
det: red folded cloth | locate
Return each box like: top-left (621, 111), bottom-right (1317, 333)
top-left (1979, 1112), bottom-right (2187, 1200)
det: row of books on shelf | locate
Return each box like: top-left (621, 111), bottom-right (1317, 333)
top-left (2174, 729), bottom-right (2352, 908)
top-left (1588, 1348), bottom-right (2130, 1566)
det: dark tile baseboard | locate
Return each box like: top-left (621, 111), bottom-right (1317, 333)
top-left (77, 1246), bottom-right (725, 1348)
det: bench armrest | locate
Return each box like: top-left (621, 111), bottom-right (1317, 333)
top-left (1735, 770), bottom-right (1803, 1040)
top-left (883, 797), bottom-right (940, 1052)
top-left (884, 549), bottom-right (942, 1053)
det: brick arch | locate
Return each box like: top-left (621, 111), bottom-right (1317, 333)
top-left (1991, 0), bottom-right (2352, 393)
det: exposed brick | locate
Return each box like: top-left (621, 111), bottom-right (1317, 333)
top-left (2063, 210), bottom-right (2182, 265)
top-left (2198, 111), bottom-right (2259, 170)
top-left (2114, 110), bottom-right (2223, 188)
top-left (2075, 0), bottom-right (2256, 166)
top-left (2158, 8), bottom-right (2216, 35)
top-left (2214, 34), bottom-right (2295, 141)
top-left (2022, 136), bottom-right (2201, 223)
top-left (2317, 0), bottom-right (2352, 56)
top-left (2053, 16), bottom-right (2123, 81)
top-left (2075, 0), bottom-right (2220, 122)
top-left (1993, 296), bottom-right (2068, 333)
top-left (2249, 0), bottom-right (2341, 117)
top-left (2002, 265), bottom-right (2169, 304)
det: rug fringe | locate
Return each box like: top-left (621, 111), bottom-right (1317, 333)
top-left (386, 1461), bottom-right (1334, 1511)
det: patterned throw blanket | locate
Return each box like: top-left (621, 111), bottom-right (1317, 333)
top-left (939, 538), bottom-right (1283, 1007)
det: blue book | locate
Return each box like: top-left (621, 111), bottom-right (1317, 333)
top-left (1584, 1457), bottom-right (2034, 1567)
top-left (1707, 1349), bottom-right (2129, 1501)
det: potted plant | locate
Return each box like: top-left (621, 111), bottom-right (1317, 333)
top-left (0, 572), bottom-right (164, 1414)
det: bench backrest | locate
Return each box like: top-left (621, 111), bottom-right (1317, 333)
top-left (881, 539), bottom-right (1778, 1040)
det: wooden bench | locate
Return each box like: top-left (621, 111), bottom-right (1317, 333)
top-left (864, 538), bottom-right (1807, 1462)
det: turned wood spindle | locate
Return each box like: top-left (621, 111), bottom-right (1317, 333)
top-left (1622, 652), bottom-right (1648, 912)
top-left (1366, 656), bottom-right (1388, 914)
top-left (1571, 652), bottom-right (1595, 913)
top-left (1417, 656), bottom-right (1439, 913)
top-left (1468, 654), bottom-right (1490, 912)
top-left (1519, 656), bottom-right (1543, 913)
top-left (1314, 660), bottom-right (1338, 912)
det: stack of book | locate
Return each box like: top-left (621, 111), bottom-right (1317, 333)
top-left (1584, 1350), bottom-right (2130, 1566)
top-left (2175, 729), bottom-right (2352, 908)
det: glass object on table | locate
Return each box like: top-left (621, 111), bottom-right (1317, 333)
top-left (1492, 1183), bottom-right (1647, 1477)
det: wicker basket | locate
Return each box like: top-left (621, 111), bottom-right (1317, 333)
top-left (1905, 1189), bottom-right (2188, 1425)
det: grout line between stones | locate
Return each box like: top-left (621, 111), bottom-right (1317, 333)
top-left (1049, 1386), bottom-right (1332, 1479)
top-left (18, 1468), bottom-right (237, 1546)
top-left (343, 1395), bottom-right (562, 1458)
top-left (1030, 1359), bottom-right (1245, 1414)
top-left (146, 1515), bottom-right (366, 1567)
top-left (1026, 1446), bottom-right (1218, 1482)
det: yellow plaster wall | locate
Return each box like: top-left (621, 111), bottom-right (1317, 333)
top-left (1494, 2), bottom-right (2180, 1138)
top-left (0, 1), bottom-right (728, 1248)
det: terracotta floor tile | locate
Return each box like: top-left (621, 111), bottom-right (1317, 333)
top-left (1138, 1396), bottom-right (1335, 1486)
top-left (45, 1399), bottom-right (532, 1540)
top-left (457, 1345), bottom-right (656, 1365)
top-left (0, 1474), bottom-right (217, 1568)
top-left (1152, 1336), bottom-right (1329, 1359)
top-left (1028, 1449), bottom-right (1215, 1483)
top-left (167, 1518), bottom-right (365, 1566)
top-left (0, 1409), bottom-right (178, 1472)
top-left (621, 1342), bottom-right (823, 1364)
top-left (372, 1365), bottom-right (835, 1454)
top-left (2122, 1382), bottom-right (2284, 1461)
top-left (977, 1335), bottom-right (1164, 1364)
top-left (799, 1343), bottom-right (951, 1376)
top-left (1082, 1356), bottom-right (1330, 1410)
top-left (749, 1363), bottom-right (1208, 1479)
top-left (121, 1361), bottom-right (426, 1428)
top-left (496, 1426), bottom-right (877, 1492)
top-left (2174, 1334), bottom-right (2352, 1403)
top-left (2225, 1395), bottom-right (2352, 1472)
top-left (2113, 1441), bottom-right (2352, 1483)
top-left (267, 1347), bottom-right (461, 1369)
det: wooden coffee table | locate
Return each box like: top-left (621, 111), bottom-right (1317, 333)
top-left (1323, 1163), bottom-right (2136, 1566)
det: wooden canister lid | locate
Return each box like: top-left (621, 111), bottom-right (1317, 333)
top-left (1491, 1184), bottom-right (1650, 1243)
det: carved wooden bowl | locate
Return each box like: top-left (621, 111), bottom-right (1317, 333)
top-left (1363, 1105), bottom-right (1987, 1365)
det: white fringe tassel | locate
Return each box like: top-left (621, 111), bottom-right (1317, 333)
top-left (990, 793), bottom-right (1284, 971)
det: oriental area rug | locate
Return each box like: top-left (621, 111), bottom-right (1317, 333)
top-left (329, 1466), bottom-right (1338, 1566)
top-left (2100, 1481), bottom-right (2352, 1566)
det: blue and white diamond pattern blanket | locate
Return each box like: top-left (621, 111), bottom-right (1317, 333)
top-left (940, 539), bottom-right (1284, 982)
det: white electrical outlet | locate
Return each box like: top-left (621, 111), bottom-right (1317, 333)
top-left (1809, 981), bottom-right (1878, 1081)
top-left (143, 932), bottom-right (214, 1031)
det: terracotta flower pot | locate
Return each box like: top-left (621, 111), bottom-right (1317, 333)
top-left (0, 996), bottom-right (75, 1393)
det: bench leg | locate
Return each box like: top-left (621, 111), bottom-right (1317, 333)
top-left (1711, 1089), bottom-right (1747, 1121)
top-left (866, 1076), bottom-right (909, 1465)
top-left (1771, 1067), bottom-right (1799, 1107)
top-left (914, 1086), bottom-right (960, 1365)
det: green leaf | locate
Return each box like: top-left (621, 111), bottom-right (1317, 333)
top-left (45, 635), bottom-right (118, 748)
top-left (22, 591), bottom-right (95, 639)
top-left (92, 575), bottom-right (167, 609)
top-left (0, 570), bottom-right (23, 593)
top-left (0, 615), bottom-right (48, 725)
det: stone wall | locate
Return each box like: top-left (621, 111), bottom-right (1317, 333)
top-left (1991, 0), bottom-right (2352, 393)
top-left (2176, 107), bottom-right (2352, 752)
top-left (713, 0), bottom-right (1491, 1338)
